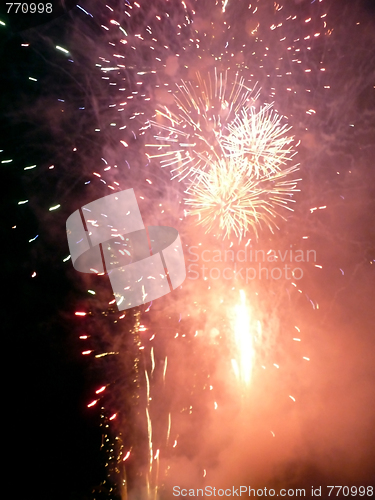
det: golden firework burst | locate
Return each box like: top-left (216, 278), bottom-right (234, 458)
top-left (184, 155), bottom-right (300, 240)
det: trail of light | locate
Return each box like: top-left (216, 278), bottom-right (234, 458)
top-left (95, 352), bottom-right (119, 358)
top-left (151, 347), bottom-right (155, 375)
top-left (166, 412), bottom-right (171, 446)
top-left (146, 407), bottom-right (153, 469)
top-left (232, 290), bottom-right (258, 386)
top-left (163, 356), bottom-right (168, 384)
top-left (145, 369), bottom-right (150, 402)
top-left (154, 450), bottom-right (160, 500)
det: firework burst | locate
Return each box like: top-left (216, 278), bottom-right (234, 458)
top-left (184, 154), bottom-right (300, 240)
top-left (223, 103), bottom-right (297, 178)
top-left (147, 71), bottom-right (300, 239)
top-left (147, 70), bottom-right (260, 182)
top-left (147, 71), bottom-right (298, 181)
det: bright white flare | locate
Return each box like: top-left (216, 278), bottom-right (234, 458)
top-left (232, 290), bottom-right (261, 386)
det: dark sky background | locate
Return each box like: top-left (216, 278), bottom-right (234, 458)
top-left (2, 1), bottom-right (375, 499)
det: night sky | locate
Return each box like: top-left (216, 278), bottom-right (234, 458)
top-left (2, 1), bottom-right (375, 499)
